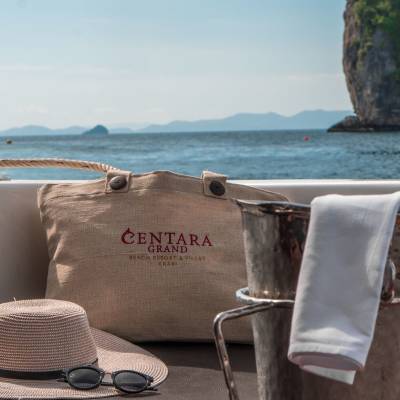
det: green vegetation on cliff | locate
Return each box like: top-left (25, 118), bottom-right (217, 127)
top-left (354, 0), bottom-right (400, 80)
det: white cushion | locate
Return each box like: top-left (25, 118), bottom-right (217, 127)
top-left (1, 180), bottom-right (400, 302)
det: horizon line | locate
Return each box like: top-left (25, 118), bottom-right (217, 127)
top-left (1, 109), bottom-right (353, 131)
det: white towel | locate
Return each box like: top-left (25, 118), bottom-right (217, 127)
top-left (288, 192), bottom-right (400, 384)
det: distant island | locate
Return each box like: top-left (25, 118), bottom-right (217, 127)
top-left (82, 125), bottom-right (109, 135)
top-left (0, 125), bottom-right (136, 136)
top-left (136, 110), bottom-right (351, 133)
top-left (0, 110), bottom-right (352, 136)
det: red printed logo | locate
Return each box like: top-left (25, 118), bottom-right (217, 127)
top-left (121, 228), bottom-right (212, 253)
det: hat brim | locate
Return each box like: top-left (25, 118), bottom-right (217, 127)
top-left (0, 328), bottom-right (168, 399)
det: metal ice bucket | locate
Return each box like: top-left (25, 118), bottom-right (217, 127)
top-left (214, 201), bottom-right (400, 400)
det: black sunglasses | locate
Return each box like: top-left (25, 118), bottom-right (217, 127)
top-left (59, 365), bottom-right (154, 394)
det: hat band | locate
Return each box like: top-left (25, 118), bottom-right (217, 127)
top-left (0, 359), bottom-right (98, 381)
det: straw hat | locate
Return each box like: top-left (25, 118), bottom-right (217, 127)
top-left (0, 299), bottom-right (168, 399)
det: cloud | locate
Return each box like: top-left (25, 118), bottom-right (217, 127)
top-left (18, 105), bottom-right (49, 115)
top-left (286, 72), bottom-right (344, 82)
top-left (80, 17), bottom-right (113, 25)
top-left (0, 64), bottom-right (54, 72)
top-left (141, 108), bottom-right (171, 123)
top-left (92, 107), bottom-right (117, 114)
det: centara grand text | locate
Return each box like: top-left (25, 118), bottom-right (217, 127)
top-left (121, 228), bottom-right (213, 253)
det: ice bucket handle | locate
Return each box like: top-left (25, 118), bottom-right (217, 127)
top-left (213, 257), bottom-right (399, 400)
top-left (213, 295), bottom-right (294, 400)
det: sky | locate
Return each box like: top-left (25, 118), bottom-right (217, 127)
top-left (0, 0), bottom-right (351, 129)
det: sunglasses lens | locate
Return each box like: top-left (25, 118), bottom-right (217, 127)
top-left (68, 367), bottom-right (101, 390)
top-left (113, 371), bottom-right (148, 393)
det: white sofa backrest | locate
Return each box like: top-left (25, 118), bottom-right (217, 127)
top-left (1, 180), bottom-right (400, 303)
top-left (0, 183), bottom-right (48, 302)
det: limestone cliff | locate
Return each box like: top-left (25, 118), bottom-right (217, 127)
top-left (329, 0), bottom-right (400, 132)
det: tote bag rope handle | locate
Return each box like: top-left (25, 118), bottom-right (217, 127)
top-left (0, 158), bottom-right (119, 174)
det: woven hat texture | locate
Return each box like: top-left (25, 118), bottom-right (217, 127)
top-left (0, 299), bottom-right (167, 399)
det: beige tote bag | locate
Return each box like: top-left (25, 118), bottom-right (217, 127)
top-left (5, 159), bottom-right (287, 342)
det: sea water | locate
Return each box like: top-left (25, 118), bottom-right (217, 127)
top-left (1, 129), bottom-right (400, 180)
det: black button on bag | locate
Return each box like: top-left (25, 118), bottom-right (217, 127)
top-left (109, 175), bottom-right (127, 190)
top-left (209, 180), bottom-right (225, 196)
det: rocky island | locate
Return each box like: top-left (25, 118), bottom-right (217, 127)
top-left (329, 0), bottom-right (400, 132)
top-left (82, 125), bottom-right (109, 135)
